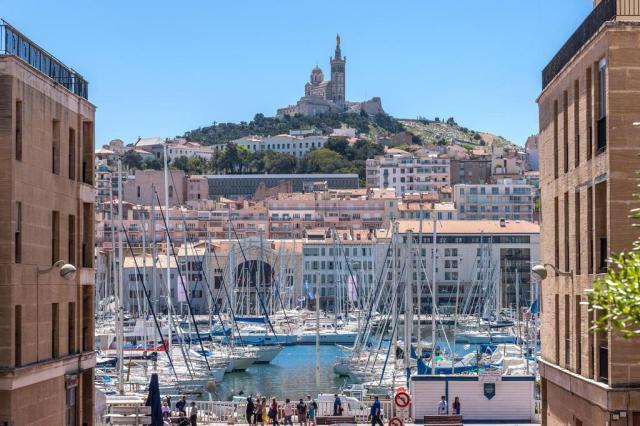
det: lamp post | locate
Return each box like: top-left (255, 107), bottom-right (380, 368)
top-left (531, 263), bottom-right (573, 280)
top-left (38, 260), bottom-right (77, 280)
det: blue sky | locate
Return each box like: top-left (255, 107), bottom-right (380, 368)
top-left (4, 1), bottom-right (592, 147)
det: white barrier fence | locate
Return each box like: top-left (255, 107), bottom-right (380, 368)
top-left (195, 399), bottom-right (399, 424)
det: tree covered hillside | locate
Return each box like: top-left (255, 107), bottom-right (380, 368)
top-left (184, 111), bottom-right (405, 145)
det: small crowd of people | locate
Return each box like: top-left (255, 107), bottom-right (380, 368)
top-left (437, 395), bottom-right (461, 415)
top-left (244, 395), bottom-right (319, 426)
top-left (161, 395), bottom-right (198, 426)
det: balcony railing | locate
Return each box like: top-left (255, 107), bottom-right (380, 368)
top-left (542, 0), bottom-right (616, 88)
top-left (1, 20), bottom-right (89, 99)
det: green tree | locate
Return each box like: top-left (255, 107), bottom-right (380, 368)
top-left (263, 151), bottom-right (297, 174)
top-left (142, 156), bottom-right (163, 170)
top-left (122, 150), bottom-right (143, 170)
top-left (300, 148), bottom-right (355, 174)
top-left (588, 181), bottom-right (640, 337)
top-left (325, 137), bottom-right (349, 156)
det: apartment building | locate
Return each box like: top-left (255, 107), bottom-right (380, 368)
top-left (449, 158), bottom-right (492, 186)
top-left (232, 133), bottom-right (328, 158)
top-left (0, 22), bottom-right (96, 425)
top-left (383, 220), bottom-right (539, 313)
top-left (366, 149), bottom-right (450, 195)
top-left (302, 229), bottom-right (384, 311)
top-left (454, 179), bottom-right (534, 222)
top-left (537, 1), bottom-right (640, 424)
top-left (267, 188), bottom-right (398, 239)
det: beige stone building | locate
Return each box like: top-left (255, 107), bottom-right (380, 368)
top-left (537, 1), bottom-right (640, 424)
top-left (0, 23), bottom-right (96, 425)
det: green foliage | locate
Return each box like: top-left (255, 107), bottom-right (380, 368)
top-left (588, 250), bottom-right (640, 337)
top-left (122, 150), bottom-right (143, 170)
top-left (184, 112), bottom-right (405, 145)
top-left (588, 179), bottom-right (640, 337)
top-left (142, 156), bottom-right (163, 170)
top-left (299, 148), bottom-right (356, 174)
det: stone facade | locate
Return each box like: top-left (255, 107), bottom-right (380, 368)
top-left (0, 52), bottom-right (96, 424)
top-left (537, 2), bottom-right (640, 424)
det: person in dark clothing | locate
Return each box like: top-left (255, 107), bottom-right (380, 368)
top-left (369, 396), bottom-right (383, 426)
top-left (176, 395), bottom-right (187, 415)
top-left (452, 396), bottom-right (461, 415)
top-left (246, 397), bottom-right (255, 424)
top-left (269, 398), bottom-right (280, 426)
top-left (296, 399), bottom-right (307, 426)
top-left (333, 395), bottom-right (342, 416)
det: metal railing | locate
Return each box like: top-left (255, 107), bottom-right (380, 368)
top-left (542, 0), bottom-right (616, 88)
top-left (1, 20), bottom-right (89, 99)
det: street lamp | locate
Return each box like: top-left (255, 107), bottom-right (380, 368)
top-left (531, 263), bottom-right (573, 280)
top-left (38, 260), bottom-right (77, 280)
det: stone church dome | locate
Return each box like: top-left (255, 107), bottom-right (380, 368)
top-left (310, 66), bottom-right (324, 85)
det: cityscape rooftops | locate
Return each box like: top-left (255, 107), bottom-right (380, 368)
top-left (392, 219), bottom-right (540, 235)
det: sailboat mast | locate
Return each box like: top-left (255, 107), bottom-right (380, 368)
top-left (163, 143), bottom-right (172, 354)
top-left (431, 215), bottom-right (437, 362)
top-left (417, 207), bottom-right (423, 358)
top-left (116, 159), bottom-right (125, 394)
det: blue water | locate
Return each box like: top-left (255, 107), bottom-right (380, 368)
top-left (207, 345), bottom-right (353, 400)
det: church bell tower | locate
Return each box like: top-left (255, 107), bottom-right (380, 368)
top-left (330, 34), bottom-right (346, 106)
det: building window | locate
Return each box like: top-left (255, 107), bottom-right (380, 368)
top-left (137, 186), bottom-right (141, 198)
top-left (52, 302), bottom-right (59, 358)
top-left (596, 58), bottom-right (607, 153)
top-left (68, 128), bottom-right (76, 180)
top-left (82, 203), bottom-right (93, 268)
top-left (564, 294), bottom-right (570, 369)
top-left (594, 181), bottom-right (607, 273)
top-left (553, 100), bottom-right (559, 179)
top-left (82, 121), bottom-right (94, 184)
top-left (574, 191), bottom-right (581, 275)
top-left (68, 302), bottom-right (76, 354)
top-left (574, 79), bottom-right (580, 168)
top-left (15, 202), bottom-right (21, 264)
top-left (563, 90), bottom-right (569, 173)
top-left (15, 100), bottom-right (23, 161)
top-left (554, 294), bottom-right (560, 364)
top-left (554, 197), bottom-right (559, 270)
top-left (68, 215), bottom-right (76, 266)
top-left (52, 211), bottom-right (60, 265)
top-left (15, 305), bottom-right (22, 367)
top-left (587, 186), bottom-right (594, 274)
top-left (575, 295), bottom-right (582, 374)
top-left (52, 120), bottom-right (61, 175)
top-left (564, 192), bottom-right (569, 272)
top-left (586, 67), bottom-right (593, 160)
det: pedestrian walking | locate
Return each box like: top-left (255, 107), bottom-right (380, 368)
top-left (306, 396), bottom-right (316, 426)
top-left (269, 398), bottom-right (280, 426)
top-left (189, 401), bottom-right (198, 426)
top-left (333, 394), bottom-right (342, 416)
top-left (296, 398), bottom-right (307, 426)
top-left (452, 396), bottom-right (461, 415)
top-left (437, 395), bottom-right (448, 415)
top-left (254, 398), bottom-right (264, 426)
top-left (261, 398), bottom-right (269, 425)
top-left (247, 397), bottom-right (255, 424)
top-left (369, 396), bottom-right (383, 426)
top-left (283, 399), bottom-right (294, 426)
top-left (162, 401), bottom-right (171, 419)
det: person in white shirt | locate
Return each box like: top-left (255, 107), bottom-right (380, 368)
top-left (437, 396), bottom-right (448, 415)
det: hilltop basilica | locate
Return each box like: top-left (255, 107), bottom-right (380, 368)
top-left (276, 35), bottom-right (385, 118)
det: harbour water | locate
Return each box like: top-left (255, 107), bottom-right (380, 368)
top-left (205, 345), bottom-right (352, 400)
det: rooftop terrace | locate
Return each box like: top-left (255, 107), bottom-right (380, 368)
top-left (0, 19), bottom-right (88, 99)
